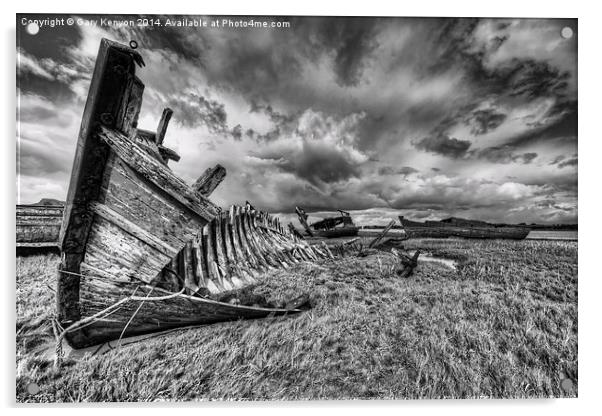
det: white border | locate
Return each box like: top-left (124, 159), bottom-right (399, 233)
top-left (3, 1), bottom-right (600, 414)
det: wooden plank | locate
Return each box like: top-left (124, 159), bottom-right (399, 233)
top-left (102, 155), bottom-right (205, 250)
top-left (118, 76), bottom-right (144, 138)
top-left (183, 241), bottom-right (199, 294)
top-left (192, 164), bottom-right (227, 197)
top-left (202, 223), bottom-right (226, 293)
top-left (73, 272), bottom-right (302, 349)
top-left (89, 201), bottom-right (178, 258)
top-left (97, 125), bottom-right (220, 222)
top-left (83, 216), bottom-right (171, 284)
top-left (197, 235), bottom-right (220, 294)
top-left (233, 206), bottom-right (256, 266)
top-left (227, 206), bottom-right (247, 265)
top-left (213, 214), bottom-right (237, 289)
top-left (218, 215), bottom-right (248, 287)
top-left (239, 208), bottom-right (271, 273)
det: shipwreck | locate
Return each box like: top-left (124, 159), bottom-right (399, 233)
top-left (16, 203), bottom-right (63, 249)
top-left (56, 39), bottom-right (333, 349)
top-left (295, 207), bottom-right (360, 238)
top-left (399, 216), bottom-right (530, 240)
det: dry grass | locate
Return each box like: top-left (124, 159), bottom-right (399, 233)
top-left (16, 239), bottom-right (577, 402)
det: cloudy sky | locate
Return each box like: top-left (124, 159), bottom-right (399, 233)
top-left (16, 15), bottom-right (577, 225)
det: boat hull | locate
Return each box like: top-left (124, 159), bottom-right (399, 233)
top-left (399, 217), bottom-right (529, 240)
top-left (16, 205), bottom-right (63, 248)
top-left (57, 39), bottom-right (332, 349)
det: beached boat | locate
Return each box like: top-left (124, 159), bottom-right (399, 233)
top-left (398, 216), bottom-right (530, 240)
top-left (16, 203), bottom-right (63, 249)
top-left (57, 39), bottom-right (332, 349)
top-left (295, 207), bottom-right (360, 238)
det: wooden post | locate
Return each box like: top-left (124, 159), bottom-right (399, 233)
top-left (58, 39), bottom-right (143, 340)
top-left (156, 108), bottom-right (173, 146)
top-left (295, 206), bottom-right (313, 237)
top-left (368, 219), bottom-right (396, 248)
top-left (193, 164), bottom-right (227, 197)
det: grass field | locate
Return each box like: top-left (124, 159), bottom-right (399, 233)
top-left (16, 238), bottom-right (577, 402)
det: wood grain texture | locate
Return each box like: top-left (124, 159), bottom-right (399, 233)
top-left (97, 126), bottom-right (220, 221)
top-left (193, 164), bottom-right (227, 197)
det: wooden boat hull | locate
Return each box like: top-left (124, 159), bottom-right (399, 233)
top-left (74, 272), bottom-right (302, 347)
top-left (57, 39), bottom-right (332, 349)
top-left (16, 205), bottom-right (63, 248)
top-left (399, 217), bottom-right (530, 240)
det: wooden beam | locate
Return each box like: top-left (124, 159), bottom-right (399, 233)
top-left (193, 164), bottom-right (227, 197)
top-left (156, 108), bottom-right (173, 146)
top-left (58, 38), bottom-right (142, 336)
top-left (295, 206), bottom-right (313, 237)
top-left (368, 219), bottom-right (396, 248)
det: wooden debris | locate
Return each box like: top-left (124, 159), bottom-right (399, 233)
top-left (295, 206), bottom-right (359, 238)
top-left (193, 164), bottom-right (227, 197)
top-left (288, 223), bottom-right (305, 239)
top-left (368, 219), bottom-right (397, 248)
top-left (391, 249), bottom-right (421, 278)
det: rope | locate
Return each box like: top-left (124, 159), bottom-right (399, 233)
top-left (54, 269), bottom-right (186, 370)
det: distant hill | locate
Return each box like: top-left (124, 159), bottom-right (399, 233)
top-left (33, 198), bottom-right (65, 206)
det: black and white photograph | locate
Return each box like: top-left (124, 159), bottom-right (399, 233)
top-left (15, 11), bottom-right (579, 403)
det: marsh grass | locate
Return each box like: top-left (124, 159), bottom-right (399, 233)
top-left (16, 239), bottom-right (577, 402)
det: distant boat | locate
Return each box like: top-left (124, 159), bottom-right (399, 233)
top-left (399, 216), bottom-right (530, 240)
top-left (16, 204), bottom-right (63, 249)
top-left (295, 207), bottom-right (360, 238)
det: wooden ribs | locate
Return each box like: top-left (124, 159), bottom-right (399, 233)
top-left (162, 204), bottom-right (330, 298)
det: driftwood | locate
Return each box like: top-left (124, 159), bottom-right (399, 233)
top-left (391, 249), bottom-right (420, 278)
top-left (368, 219), bottom-right (396, 248)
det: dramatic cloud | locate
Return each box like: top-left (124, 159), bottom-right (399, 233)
top-left (475, 146), bottom-right (538, 164)
top-left (413, 133), bottom-right (472, 159)
top-left (16, 15), bottom-right (578, 224)
top-left (466, 108), bottom-right (507, 135)
top-left (558, 158), bottom-right (578, 169)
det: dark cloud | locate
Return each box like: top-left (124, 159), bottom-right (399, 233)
top-left (316, 18), bottom-right (379, 87)
top-left (167, 93), bottom-right (242, 139)
top-left (558, 158), bottom-right (577, 168)
top-left (255, 142), bottom-right (362, 187)
top-left (549, 155), bottom-right (565, 165)
top-left (413, 132), bottom-right (472, 158)
top-left (474, 146), bottom-right (538, 164)
top-left (377, 166), bottom-right (419, 176)
top-left (466, 108), bottom-right (507, 135)
top-left (505, 101), bottom-right (577, 147)
top-left (17, 16), bottom-right (577, 224)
